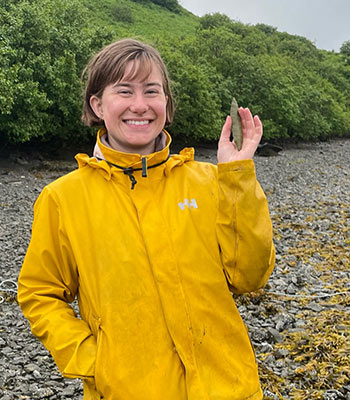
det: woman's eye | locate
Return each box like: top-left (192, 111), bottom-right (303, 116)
top-left (146, 89), bottom-right (159, 95)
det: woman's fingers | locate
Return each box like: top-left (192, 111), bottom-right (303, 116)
top-left (218, 115), bottom-right (232, 144)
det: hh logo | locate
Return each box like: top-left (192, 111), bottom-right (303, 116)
top-left (178, 198), bottom-right (198, 210)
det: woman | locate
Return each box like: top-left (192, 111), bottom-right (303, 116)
top-left (18, 38), bottom-right (275, 400)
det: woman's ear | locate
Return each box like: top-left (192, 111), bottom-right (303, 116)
top-left (90, 95), bottom-right (104, 119)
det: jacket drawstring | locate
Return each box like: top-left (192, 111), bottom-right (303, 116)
top-left (123, 168), bottom-right (138, 190)
top-left (125, 158), bottom-right (146, 189)
top-left (96, 155), bottom-right (170, 190)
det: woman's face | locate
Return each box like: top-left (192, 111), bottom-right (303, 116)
top-left (90, 61), bottom-right (168, 155)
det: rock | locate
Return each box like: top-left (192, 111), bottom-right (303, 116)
top-left (256, 143), bottom-right (283, 157)
top-left (307, 301), bottom-right (323, 312)
top-left (274, 348), bottom-right (290, 359)
top-left (267, 328), bottom-right (284, 343)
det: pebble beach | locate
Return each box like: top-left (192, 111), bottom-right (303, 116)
top-left (1, 138), bottom-right (349, 399)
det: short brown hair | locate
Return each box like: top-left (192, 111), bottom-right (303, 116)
top-left (81, 38), bottom-right (175, 127)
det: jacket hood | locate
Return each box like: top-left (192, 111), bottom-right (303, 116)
top-left (75, 128), bottom-right (195, 181)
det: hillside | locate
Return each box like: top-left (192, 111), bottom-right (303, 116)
top-left (1, 0), bottom-right (350, 147)
top-left (84, 0), bottom-right (199, 41)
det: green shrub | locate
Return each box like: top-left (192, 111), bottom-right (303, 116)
top-left (112, 5), bottom-right (134, 23)
top-left (130, 0), bottom-right (180, 13)
top-left (0, 0), bottom-right (112, 144)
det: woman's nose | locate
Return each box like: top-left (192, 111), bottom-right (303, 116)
top-left (129, 94), bottom-right (149, 114)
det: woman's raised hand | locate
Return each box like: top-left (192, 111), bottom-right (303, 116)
top-left (217, 107), bottom-right (263, 163)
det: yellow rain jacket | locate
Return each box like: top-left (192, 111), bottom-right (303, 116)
top-left (18, 129), bottom-right (275, 400)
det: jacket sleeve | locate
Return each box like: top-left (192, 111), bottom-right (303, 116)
top-left (17, 186), bottom-right (96, 379)
top-left (216, 159), bottom-right (275, 294)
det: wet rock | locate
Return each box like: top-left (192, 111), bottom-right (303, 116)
top-left (267, 327), bottom-right (284, 343)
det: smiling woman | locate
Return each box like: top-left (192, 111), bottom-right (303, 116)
top-left (81, 39), bottom-right (174, 128)
top-left (17, 38), bottom-right (275, 400)
top-left (89, 61), bottom-right (168, 155)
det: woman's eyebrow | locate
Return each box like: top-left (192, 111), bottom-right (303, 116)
top-left (113, 82), bottom-right (162, 88)
top-left (145, 82), bottom-right (162, 87)
top-left (113, 82), bottom-right (131, 88)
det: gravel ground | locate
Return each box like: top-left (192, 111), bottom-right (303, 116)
top-left (1, 139), bottom-right (349, 399)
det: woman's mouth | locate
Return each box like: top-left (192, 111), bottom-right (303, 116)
top-left (124, 120), bottom-right (151, 126)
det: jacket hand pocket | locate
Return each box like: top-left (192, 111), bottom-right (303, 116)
top-left (92, 317), bottom-right (105, 399)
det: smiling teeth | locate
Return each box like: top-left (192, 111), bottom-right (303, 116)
top-left (126, 120), bottom-right (149, 125)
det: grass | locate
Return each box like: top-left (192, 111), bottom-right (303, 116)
top-left (83, 0), bottom-right (199, 42)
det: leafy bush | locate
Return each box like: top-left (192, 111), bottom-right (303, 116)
top-left (130, 0), bottom-right (181, 13)
top-left (151, 0), bottom-right (181, 13)
top-left (155, 38), bottom-right (224, 141)
top-left (192, 15), bottom-right (350, 141)
top-left (340, 40), bottom-right (350, 57)
top-left (198, 13), bottom-right (232, 30)
top-left (112, 5), bottom-right (134, 23)
top-left (0, 0), bottom-right (112, 144)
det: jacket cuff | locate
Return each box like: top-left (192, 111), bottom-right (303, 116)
top-left (217, 159), bottom-right (255, 174)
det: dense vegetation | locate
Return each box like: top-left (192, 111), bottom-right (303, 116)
top-left (1, 0), bottom-right (350, 147)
